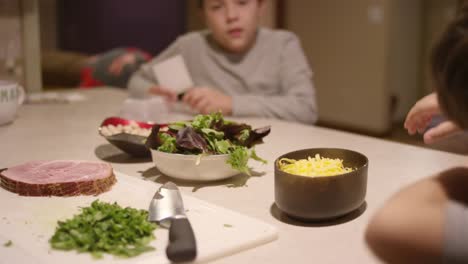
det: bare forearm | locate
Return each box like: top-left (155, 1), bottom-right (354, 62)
top-left (366, 177), bottom-right (446, 264)
top-left (366, 167), bottom-right (468, 263)
top-left (366, 168), bottom-right (468, 263)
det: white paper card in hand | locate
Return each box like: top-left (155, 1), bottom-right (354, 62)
top-left (152, 55), bottom-right (193, 94)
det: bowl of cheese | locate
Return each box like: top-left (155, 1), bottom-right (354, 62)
top-left (274, 148), bottom-right (368, 221)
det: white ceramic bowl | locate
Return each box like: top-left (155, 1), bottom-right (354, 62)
top-left (151, 150), bottom-right (239, 181)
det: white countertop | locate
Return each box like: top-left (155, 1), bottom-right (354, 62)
top-left (1, 88), bottom-right (467, 264)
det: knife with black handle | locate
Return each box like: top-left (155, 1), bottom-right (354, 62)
top-left (148, 182), bottom-right (197, 263)
top-left (167, 216), bottom-right (197, 262)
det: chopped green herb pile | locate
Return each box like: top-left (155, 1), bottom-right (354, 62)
top-left (49, 200), bottom-right (157, 259)
top-left (3, 240), bottom-right (12, 247)
top-left (146, 112), bottom-right (270, 175)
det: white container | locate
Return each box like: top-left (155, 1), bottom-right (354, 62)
top-left (0, 80), bottom-right (24, 125)
top-left (119, 97), bottom-right (170, 123)
top-left (151, 150), bottom-right (239, 181)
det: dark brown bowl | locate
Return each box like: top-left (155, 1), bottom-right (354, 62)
top-left (274, 148), bottom-right (368, 221)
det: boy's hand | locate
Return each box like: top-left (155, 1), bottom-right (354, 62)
top-left (148, 86), bottom-right (178, 102)
top-left (404, 92), bottom-right (462, 144)
top-left (404, 93), bottom-right (441, 135)
top-left (423, 120), bottom-right (462, 144)
top-left (182, 87), bottom-right (233, 115)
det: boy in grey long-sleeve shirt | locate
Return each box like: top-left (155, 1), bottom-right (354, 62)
top-left (128, 0), bottom-right (318, 124)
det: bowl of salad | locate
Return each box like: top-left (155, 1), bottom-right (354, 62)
top-left (146, 113), bottom-right (270, 181)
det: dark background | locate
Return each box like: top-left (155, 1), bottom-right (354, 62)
top-left (58, 0), bottom-right (186, 55)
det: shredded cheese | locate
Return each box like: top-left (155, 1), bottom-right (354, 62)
top-left (278, 154), bottom-right (353, 177)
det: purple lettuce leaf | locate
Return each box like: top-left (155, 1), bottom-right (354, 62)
top-left (219, 123), bottom-right (270, 148)
top-left (244, 126), bottom-right (271, 148)
top-left (176, 127), bottom-right (209, 153)
top-left (145, 125), bottom-right (162, 149)
top-left (219, 123), bottom-right (251, 141)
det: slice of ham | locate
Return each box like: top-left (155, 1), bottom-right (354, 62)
top-left (0, 160), bottom-right (116, 196)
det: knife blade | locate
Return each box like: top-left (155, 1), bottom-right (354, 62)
top-left (148, 182), bottom-right (197, 262)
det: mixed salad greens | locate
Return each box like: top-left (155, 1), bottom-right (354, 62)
top-left (146, 112), bottom-right (270, 175)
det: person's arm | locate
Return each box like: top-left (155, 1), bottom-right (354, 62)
top-left (365, 167), bottom-right (468, 264)
top-left (231, 33), bottom-right (318, 124)
top-left (127, 40), bottom-right (181, 99)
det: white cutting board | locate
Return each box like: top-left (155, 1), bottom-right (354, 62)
top-left (0, 171), bottom-right (278, 264)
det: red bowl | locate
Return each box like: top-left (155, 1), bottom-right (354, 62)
top-left (98, 117), bottom-right (165, 157)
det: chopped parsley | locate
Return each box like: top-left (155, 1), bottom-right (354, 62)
top-left (49, 200), bottom-right (157, 259)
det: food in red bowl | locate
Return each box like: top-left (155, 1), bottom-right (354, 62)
top-left (98, 117), bottom-right (163, 157)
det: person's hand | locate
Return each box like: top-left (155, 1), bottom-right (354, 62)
top-left (108, 53), bottom-right (137, 76)
top-left (182, 87), bottom-right (233, 115)
top-left (404, 92), bottom-right (462, 144)
top-left (148, 85), bottom-right (178, 102)
top-left (422, 120), bottom-right (462, 144)
top-left (404, 93), bottom-right (440, 135)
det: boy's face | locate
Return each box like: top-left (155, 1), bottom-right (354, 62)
top-left (203, 0), bottom-right (263, 54)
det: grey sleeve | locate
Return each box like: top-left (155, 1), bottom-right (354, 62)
top-left (443, 201), bottom-right (468, 264)
top-left (231, 34), bottom-right (318, 124)
top-left (128, 39), bottom-right (182, 99)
